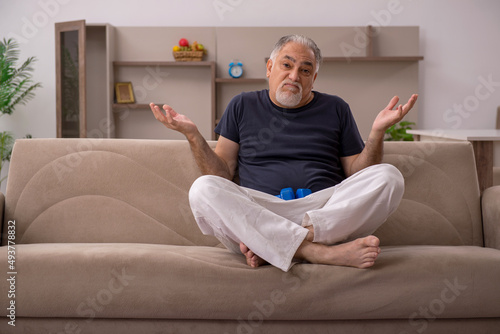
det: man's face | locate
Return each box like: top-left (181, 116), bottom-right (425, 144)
top-left (266, 42), bottom-right (318, 109)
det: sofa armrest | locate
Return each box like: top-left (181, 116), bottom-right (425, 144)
top-left (0, 192), bottom-right (4, 245)
top-left (482, 186), bottom-right (500, 249)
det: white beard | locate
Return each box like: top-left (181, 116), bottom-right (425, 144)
top-left (275, 80), bottom-right (303, 107)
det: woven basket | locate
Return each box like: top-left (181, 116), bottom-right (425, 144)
top-left (173, 51), bottom-right (204, 62)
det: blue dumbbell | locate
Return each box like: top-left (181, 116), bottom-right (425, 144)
top-left (276, 188), bottom-right (311, 200)
top-left (295, 188), bottom-right (312, 198)
top-left (276, 187), bottom-right (295, 200)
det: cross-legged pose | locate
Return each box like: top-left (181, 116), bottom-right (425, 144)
top-left (150, 34), bottom-right (418, 272)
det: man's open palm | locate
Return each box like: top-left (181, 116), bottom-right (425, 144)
top-left (150, 103), bottom-right (198, 136)
top-left (373, 94), bottom-right (418, 134)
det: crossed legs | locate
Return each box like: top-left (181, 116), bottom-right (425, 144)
top-left (189, 164), bottom-right (404, 272)
top-left (240, 227), bottom-right (381, 269)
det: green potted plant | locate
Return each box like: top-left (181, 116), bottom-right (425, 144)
top-left (0, 38), bottom-right (42, 188)
top-left (385, 121), bottom-right (416, 141)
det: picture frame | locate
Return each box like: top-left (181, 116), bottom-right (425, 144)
top-left (115, 82), bottom-right (135, 103)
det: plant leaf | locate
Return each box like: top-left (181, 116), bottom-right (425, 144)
top-left (0, 38), bottom-right (42, 115)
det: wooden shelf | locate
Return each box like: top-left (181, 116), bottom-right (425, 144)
top-left (113, 103), bottom-right (157, 111)
top-left (323, 56), bottom-right (424, 62)
top-left (215, 78), bottom-right (267, 83)
top-left (263, 25), bottom-right (421, 64)
top-left (113, 60), bottom-right (217, 139)
top-left (113, 61), bottom-right (215, 67)
top-left (265, 56), bottom-right (423, 63)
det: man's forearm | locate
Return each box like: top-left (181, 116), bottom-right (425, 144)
top-left (350, 130), bottom-right (385, 175)
top-left (186, 131), bottom-right (233, 180)
top-left (347, 93), bottom-right (418, 175)
top-left (348, 93), bottom-right (418, 175)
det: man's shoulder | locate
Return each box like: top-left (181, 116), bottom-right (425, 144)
top-left (314, 91), bottom-right (349, 106)
top-left (223, 89), bottom-right (269, 121)
top-left (226, 89), bottom-right (269, 111)
top-left (237, 89), bottom-right (268, 100)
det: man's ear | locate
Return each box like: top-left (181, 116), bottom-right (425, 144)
top-left (266, 58), bottom-right (273, 78)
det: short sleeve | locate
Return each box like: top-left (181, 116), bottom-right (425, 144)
top-left (214, 94), bottom-right (241, 144)
top-left (339, 102), bottom-right (365, 157)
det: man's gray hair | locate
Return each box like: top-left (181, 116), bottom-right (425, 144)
top-left (269, 35), bottom-right (322, 73)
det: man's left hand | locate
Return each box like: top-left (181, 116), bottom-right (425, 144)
top-left (372, 94), bottom-right (418, 135)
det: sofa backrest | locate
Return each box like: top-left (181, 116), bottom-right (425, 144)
top-left (2, 138), bottom-right (219, 247)
top-left (379, 141), bottom-right (483, 247)
top-left (1, 139), bottom-right (483, 247)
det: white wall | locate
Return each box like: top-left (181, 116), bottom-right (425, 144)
top-left (1, 0), bottom-right (500, 185)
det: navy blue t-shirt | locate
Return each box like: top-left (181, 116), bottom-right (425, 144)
top-left (215, 89), bottom-right (364, 195)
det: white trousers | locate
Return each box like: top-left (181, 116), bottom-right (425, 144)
top-left (188, 163), bottom-right (404, 272)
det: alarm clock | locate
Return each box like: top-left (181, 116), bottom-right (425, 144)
top-left (229, 61), bottom-right (243, 78)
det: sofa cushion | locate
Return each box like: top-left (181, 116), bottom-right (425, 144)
top-left (2, 139), bottom-right (483, 248)
top-left (2, 243), bottom-right (498, 321)
top-left (3, 139), bottom-right (219, 247)
top-left (378, 141), bottom-right (483, 246)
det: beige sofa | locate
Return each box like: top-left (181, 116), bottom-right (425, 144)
top-left (1, 138), bottom-right (500, 334)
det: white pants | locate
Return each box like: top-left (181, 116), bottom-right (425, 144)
top-left (188, 164), bottom-right (404, 272)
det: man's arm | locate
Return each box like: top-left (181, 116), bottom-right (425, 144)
top-left (341, 94), bottom-right (418, 177)
top-left (150, 103), bottom-right (239, 180)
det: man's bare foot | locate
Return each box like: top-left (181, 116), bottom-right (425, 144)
top-left (295, 235), bottom-right (381, 269)
top-left (240, 242), bottom-right (267, 268)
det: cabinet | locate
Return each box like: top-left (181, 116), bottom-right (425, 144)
top-left (55, 20), bottom-right (114, 138)
top-left (56, 23), bottom-right (423, 141)
top-left (55, 20), bottom-right (86, 138)
top-left (112, 61), bottom-right (216, 139)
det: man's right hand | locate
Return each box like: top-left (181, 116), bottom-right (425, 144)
top-left (150, 103), bottom-right (198, 139)
top-left (150, 102), bottom-right (238, 180)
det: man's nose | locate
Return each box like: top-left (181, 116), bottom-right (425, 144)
top-left (288, 68), bottom-right (299, 82)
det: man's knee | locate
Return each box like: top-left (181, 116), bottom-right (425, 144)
top-left (190, 175), bottom-right (219, 199)
top-left (375, 163), bottom-right (405, 200)
top-left (379, 163), bottom-right (403, 183)
top-left (189, 175), bottom-right (231, 205)
top-left (364, 163), bottom-right (404, 194)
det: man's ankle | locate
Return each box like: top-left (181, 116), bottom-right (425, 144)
top-left (305, 225), bottom-right (314, 242)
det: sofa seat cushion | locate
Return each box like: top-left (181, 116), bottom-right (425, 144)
top-left (2, 243), bottom-right (499, 321)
